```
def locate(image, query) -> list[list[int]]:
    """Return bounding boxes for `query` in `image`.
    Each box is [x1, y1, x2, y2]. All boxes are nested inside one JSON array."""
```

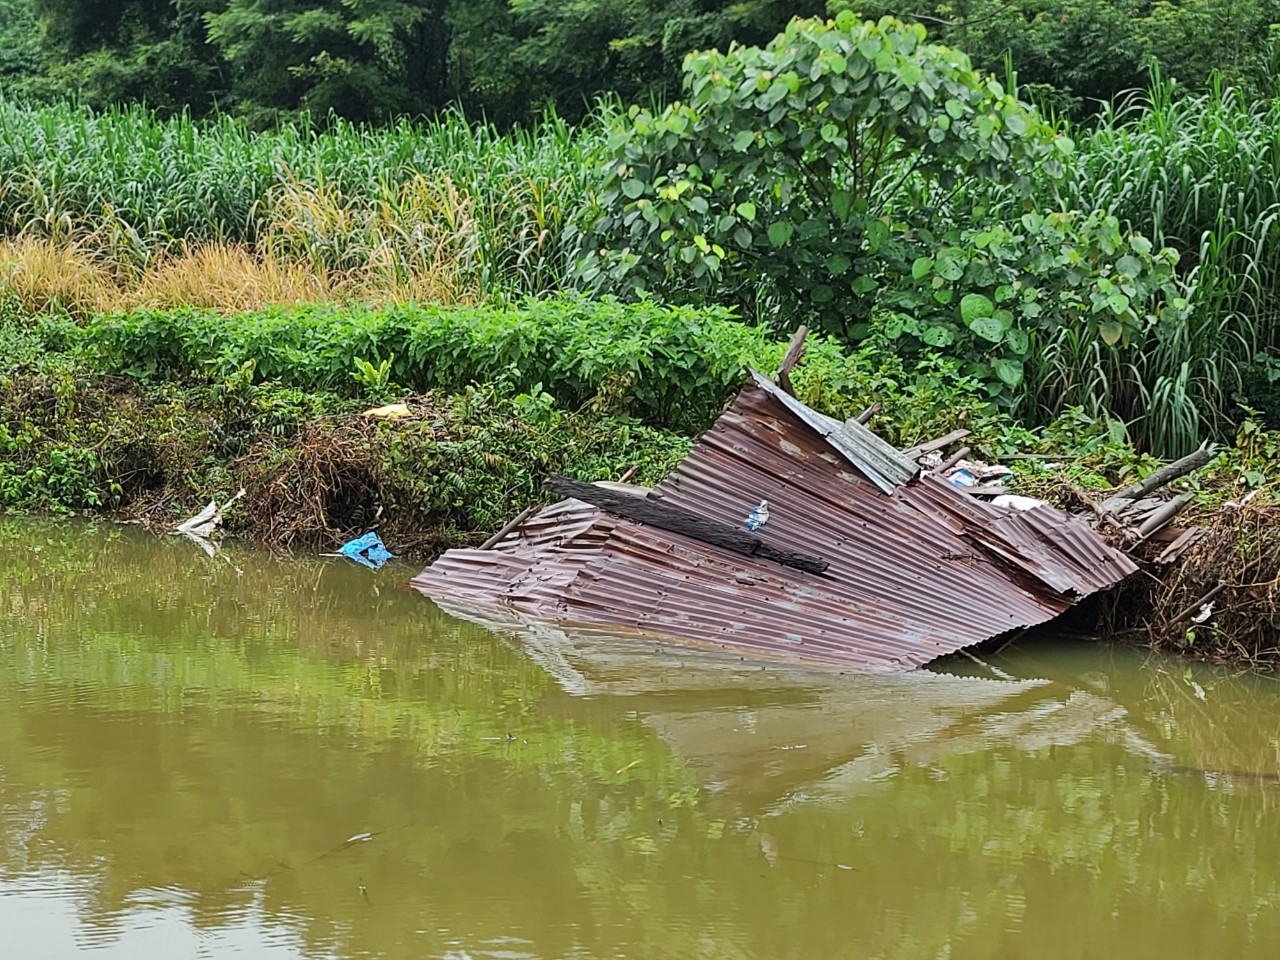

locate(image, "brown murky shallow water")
[[3, 519, 1280, 959]]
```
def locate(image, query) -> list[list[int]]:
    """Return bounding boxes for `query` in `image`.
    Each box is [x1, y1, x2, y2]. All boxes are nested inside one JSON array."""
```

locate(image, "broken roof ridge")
[[747, 369, 919, 495]]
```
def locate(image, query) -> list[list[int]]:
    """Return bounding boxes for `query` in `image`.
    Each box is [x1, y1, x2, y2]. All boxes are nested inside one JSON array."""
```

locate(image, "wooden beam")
[[1101, 446, 1216, 512], [1135, 491, 1196, 541], [901, 428, 971, 460], [853, 402, 880, 425], [777, 325, 809, 396], [1169, 582, 1228, 626], [479, 505, 537, 550], [545, 475, 829, 575], [935, 446, 970, 473]]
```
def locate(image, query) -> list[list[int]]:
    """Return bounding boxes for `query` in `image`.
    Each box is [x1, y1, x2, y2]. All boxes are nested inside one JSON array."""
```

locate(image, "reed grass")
[[2, 89, 1278, 457], [0, 100, 599, 301], [1045, 74, 1280, 453]]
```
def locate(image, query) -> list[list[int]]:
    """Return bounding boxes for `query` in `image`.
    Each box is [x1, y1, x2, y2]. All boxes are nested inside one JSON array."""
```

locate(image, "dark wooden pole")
[[479, 505, 536, 550], [545, 475, 829, 575], [1101, 446, 1216, 511]]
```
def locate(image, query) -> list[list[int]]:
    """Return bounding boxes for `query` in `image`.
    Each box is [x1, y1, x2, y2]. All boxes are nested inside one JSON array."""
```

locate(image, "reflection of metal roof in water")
[[412, 373, 1137, 671]]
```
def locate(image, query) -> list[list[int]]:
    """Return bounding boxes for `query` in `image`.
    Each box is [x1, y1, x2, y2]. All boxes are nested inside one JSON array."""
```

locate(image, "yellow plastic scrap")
[[362, 403, 412, 420]]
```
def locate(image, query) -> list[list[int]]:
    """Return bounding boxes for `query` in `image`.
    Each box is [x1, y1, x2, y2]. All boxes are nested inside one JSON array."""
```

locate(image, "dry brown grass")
[[0, 234, 478, 317], [0, 237, 115, 315], [1137, 496, 1280, 668]]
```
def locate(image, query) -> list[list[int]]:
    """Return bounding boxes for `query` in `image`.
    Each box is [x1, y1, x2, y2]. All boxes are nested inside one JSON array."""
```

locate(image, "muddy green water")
[[3, 521, 1280, 959]]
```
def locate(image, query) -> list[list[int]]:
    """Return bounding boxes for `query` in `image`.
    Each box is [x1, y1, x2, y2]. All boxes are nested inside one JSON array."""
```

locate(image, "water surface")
[[2, 519, 1279, 958]]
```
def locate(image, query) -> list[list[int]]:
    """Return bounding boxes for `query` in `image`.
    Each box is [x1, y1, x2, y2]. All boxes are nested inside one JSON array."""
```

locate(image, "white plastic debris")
[[1224, 489, 1263, 510], [174, 489, 246, 541], [745, 499, 770, 532], [1191, 602, 1215, 624]]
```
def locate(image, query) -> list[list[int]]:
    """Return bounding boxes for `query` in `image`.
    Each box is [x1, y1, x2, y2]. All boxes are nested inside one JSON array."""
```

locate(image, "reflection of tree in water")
[[4, 520, 1280, 959]]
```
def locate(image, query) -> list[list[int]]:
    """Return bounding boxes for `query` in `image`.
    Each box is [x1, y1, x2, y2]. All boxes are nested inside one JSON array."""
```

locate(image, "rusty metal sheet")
[[412, 379, 1136, 671], [748, 369, 919, 493]]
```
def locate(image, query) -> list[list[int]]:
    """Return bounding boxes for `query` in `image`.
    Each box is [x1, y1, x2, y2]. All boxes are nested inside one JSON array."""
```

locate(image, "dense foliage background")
[[2, 4, 1280, 460], [2, 1, 1278, 125]]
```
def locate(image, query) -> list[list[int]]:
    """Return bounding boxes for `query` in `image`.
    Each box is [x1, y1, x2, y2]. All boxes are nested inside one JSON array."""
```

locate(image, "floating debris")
[[332, 531, 394, 570], [174, 488, 246, 555]]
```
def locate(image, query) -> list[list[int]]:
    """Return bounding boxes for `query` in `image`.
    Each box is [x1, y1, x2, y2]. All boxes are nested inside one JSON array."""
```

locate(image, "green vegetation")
[[1, 296, 1048, 546], [0, 305, 696, 549], [0, 99, 593, 298], [4, 11, 1278, 458]]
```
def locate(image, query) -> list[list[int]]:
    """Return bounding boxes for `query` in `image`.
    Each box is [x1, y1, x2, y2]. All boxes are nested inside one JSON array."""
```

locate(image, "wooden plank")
[[777, 325, 809, 397], [936, 446, 970, 473], [961, 485, 1014, 497], [1100, 447, 1215, 512], [1155, 527, 1208, 564], [544, 475, 829, 575], [479, 505, 537, 550], [901, 428, 971, 460]]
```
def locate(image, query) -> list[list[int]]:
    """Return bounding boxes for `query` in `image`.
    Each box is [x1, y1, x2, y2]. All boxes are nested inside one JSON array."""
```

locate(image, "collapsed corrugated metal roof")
[[411, 374, 1137, 671]]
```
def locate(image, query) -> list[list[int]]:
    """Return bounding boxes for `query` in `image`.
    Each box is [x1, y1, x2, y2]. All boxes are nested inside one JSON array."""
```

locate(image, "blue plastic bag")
[[337, 531, 394, 570]]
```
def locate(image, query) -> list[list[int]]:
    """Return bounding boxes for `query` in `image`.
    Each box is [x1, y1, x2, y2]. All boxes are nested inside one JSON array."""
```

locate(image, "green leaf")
[[1116, 255, 1142, 278], [865, 219, 889, 251], [1004, 329, 1030, 355], [621, 179, 644, 200], [993, 358, 1024, 387], [825, 253, 852, 276], [911, 257, 933, 280], [737, 201, 757, 222], [851, 275, 878, 294], [1130, 235, 1153, 255], [767, 221, 794, 247], [970, 316, 1005, 342], [936, 251, 965, 281], [922, 325, 954, 347], [810, 284, 836, 303], [959, 292, 994, 325], [832, 189, 853, 221], [732, 129, 755, 151], [944, 98, 965, 119], [1099, 320, 1125, 346], [1108, 292, 1131, 315]]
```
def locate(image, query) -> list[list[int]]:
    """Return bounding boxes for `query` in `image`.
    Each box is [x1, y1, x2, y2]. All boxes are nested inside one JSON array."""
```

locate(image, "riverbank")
[[2, 297, 1277, 667]]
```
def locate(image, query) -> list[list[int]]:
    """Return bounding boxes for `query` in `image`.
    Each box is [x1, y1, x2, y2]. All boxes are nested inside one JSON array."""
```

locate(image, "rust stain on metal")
[[412, 376, 1137, 672]]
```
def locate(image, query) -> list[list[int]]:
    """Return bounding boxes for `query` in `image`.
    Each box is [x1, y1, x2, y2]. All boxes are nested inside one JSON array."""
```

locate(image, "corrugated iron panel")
[[412, 379, 1136, 671], [749, 369, 919, 493]]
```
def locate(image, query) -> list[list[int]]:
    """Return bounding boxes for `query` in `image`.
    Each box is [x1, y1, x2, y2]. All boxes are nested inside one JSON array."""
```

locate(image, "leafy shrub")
[[82, 298, 784, 433], [571, 13, 1067, 333]]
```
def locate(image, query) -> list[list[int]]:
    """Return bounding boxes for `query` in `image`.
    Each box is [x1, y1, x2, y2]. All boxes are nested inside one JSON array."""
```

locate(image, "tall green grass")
[[1045, 74, 1280, 453], [0, 100, 600, 298]]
